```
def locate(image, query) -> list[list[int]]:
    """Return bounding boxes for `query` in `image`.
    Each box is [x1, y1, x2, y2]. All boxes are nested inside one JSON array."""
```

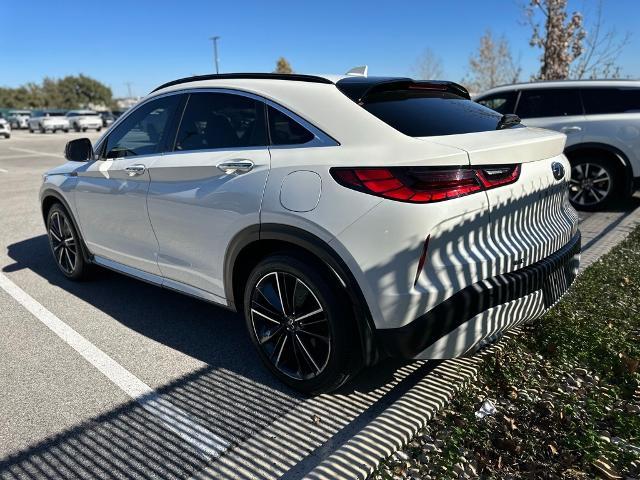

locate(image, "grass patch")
[[373, 226, 640, 479]]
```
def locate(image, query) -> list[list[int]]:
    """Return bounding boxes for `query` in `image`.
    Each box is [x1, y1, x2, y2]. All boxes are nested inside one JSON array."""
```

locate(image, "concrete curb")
[[304, 200, 640, 480]]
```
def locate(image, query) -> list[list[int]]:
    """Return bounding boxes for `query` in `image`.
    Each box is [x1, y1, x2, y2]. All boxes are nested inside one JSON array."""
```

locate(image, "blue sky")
[[1, 0, 638, 97]]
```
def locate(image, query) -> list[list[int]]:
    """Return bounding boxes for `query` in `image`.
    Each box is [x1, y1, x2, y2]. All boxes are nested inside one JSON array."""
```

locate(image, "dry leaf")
[[592, 457, 622, 479], [548, 443, 558, 455]]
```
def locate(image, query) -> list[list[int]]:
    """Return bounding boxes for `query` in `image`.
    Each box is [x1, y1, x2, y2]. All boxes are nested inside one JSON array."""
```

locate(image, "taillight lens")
[[330, 165, 520, 203]]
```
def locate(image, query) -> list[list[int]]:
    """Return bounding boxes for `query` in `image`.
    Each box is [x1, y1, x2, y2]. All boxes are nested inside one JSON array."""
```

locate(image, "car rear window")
[[516, 88, 582, 118], [361, 90, 504, 137], [581, 87, 640, 114]]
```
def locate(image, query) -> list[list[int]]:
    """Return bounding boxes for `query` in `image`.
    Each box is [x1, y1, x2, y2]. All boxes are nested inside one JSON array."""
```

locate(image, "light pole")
[[210, 36, 221, 74]]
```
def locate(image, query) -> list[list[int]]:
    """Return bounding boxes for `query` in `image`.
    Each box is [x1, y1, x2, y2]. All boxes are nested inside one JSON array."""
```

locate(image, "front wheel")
[[568, 158, 618, 210], [244, 254, 360, 394], [46, 204, 90, 280]]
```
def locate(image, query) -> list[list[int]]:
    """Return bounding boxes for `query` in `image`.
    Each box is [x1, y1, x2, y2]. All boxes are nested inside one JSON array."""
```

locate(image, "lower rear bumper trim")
[[377, 231, 581, 359]]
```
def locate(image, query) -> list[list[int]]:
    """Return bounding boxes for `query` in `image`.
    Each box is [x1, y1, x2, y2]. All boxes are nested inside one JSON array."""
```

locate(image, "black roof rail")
[[151, 73, 334, 93]]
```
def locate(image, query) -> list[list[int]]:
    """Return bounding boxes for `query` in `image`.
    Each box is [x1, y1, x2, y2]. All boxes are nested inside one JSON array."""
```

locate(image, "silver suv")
[[475, 80, 640, 210]]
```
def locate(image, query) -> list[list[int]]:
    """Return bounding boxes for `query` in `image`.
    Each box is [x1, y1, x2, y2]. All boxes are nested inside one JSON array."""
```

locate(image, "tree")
[[412, 48, 444, 80], [464, 30, 521, 93], [0, 75, 112, 109], [274, 57, 293, 74], [525, 0, 586, 80], [570, 1, 631, 79]]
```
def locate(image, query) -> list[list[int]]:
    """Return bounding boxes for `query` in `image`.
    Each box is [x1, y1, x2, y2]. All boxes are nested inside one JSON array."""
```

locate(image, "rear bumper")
[[377, 231, 581, 359]]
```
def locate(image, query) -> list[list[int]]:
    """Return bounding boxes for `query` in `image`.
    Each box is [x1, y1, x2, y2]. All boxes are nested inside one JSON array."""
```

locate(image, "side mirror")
[[65, 138, 94, 162]]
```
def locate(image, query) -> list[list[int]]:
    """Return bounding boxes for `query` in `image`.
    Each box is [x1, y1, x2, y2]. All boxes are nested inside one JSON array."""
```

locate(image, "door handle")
[[217, 159, 254, 175], [124, 164, 146, 176], [560, 126, 582, 134]]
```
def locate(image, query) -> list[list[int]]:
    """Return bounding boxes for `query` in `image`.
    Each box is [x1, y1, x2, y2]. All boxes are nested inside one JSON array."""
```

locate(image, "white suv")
[[66, 110, 104, 132], [40, 73, 580, 393], [475, 80, 640, 210], [29, 111, 70, 133]]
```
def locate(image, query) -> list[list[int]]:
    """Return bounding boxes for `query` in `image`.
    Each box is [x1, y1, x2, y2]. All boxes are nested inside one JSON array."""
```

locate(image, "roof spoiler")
[[345, 65, 368, 77], [336, 77, 471, 103]]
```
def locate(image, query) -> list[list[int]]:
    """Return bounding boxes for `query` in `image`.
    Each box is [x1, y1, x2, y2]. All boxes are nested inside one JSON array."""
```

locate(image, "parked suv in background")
[[7, 109, 31, 129], [29, 111, 70, 133], [41, 73, 580, 393], [475, 80, 640, 210], [66, 110, 103, 132]]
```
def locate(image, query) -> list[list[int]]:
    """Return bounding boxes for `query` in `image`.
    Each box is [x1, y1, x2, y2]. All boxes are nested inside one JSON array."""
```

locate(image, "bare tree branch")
[[412, 48, 444, 80], [463, 30, 522, 93]]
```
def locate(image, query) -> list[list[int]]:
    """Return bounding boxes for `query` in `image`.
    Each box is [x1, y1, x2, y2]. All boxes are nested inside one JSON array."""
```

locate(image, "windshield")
[[362, 90, 513, 137]]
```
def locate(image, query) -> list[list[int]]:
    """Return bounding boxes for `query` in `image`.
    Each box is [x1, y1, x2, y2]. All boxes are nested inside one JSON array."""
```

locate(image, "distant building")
[[114, 97, 140, 109]]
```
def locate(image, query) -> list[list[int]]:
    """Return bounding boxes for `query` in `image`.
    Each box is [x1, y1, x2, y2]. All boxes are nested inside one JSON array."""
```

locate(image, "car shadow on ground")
[[1, 234, 433, 479]]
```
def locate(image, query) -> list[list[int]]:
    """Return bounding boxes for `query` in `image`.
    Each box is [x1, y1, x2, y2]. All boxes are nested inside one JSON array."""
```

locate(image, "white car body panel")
[[40, 74, 581, 363], [146, 147, 271, 299]]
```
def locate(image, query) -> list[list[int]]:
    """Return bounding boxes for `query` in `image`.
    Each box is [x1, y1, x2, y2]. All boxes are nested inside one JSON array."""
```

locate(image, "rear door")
[[515, 88, 586, 146], [146, 90, 270, 301]]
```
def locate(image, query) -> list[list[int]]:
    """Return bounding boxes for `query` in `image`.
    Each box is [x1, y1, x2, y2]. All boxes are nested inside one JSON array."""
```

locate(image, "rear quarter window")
[[362, 91, 504, 137], [581, 87, 640, 114], [516, 88, 582, 118]]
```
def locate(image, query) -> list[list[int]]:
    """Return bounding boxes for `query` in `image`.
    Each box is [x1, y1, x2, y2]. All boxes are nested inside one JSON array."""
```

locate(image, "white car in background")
[[28, 111, 70, 133], [66, 110, 103, 132], [40, 72, 580, 393], [7, 110, 31, 129], [0, 118, 11, 139], [475, 80, 640, 210]]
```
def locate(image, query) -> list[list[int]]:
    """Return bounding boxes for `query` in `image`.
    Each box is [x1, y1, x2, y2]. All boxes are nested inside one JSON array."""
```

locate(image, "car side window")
[[516, 88, 582, 118], [581, 88, 640, 114], [267, 106, 315, 145], [174, 92, 267, 151], [476, 91, 517, 114], [104, 95, 181, 159]]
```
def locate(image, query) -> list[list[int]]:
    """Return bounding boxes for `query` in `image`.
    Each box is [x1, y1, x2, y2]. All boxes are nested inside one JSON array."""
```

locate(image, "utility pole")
[[124, 81, 134, 98], [210, 36, 221, 74]]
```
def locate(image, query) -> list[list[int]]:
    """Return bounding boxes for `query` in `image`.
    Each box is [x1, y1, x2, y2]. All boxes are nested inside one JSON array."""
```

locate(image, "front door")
[[74, 93, 183, 275]]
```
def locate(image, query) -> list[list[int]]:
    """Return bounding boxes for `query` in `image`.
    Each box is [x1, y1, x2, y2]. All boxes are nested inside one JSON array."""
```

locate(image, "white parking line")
[[0, 271, 230, 459], [9, 147, 65, 158], [0, 168, 8, 173], [0, 153, 41, 160]]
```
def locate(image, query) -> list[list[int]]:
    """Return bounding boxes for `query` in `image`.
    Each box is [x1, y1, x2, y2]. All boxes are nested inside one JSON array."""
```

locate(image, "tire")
[[568, 157, 619, 211], [29, 126, 34, 133], [46, 204, 91, 280], [74, 123, 80, 132], [63, 129, 69, 133], [39, 124, 46, 134], [97, 127, 102, 132], [82, 127, 87, 133], [244, 253, 360, 394]]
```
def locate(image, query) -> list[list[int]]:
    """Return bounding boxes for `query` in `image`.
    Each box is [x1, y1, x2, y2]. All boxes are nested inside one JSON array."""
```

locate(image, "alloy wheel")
[[569, 162, 612, 207], [48, 211, 78, 275], [250, 271, 331, 380]]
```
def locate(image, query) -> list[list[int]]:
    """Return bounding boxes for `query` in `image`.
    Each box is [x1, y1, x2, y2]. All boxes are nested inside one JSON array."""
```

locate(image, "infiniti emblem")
[[551, 162, 565, 180]]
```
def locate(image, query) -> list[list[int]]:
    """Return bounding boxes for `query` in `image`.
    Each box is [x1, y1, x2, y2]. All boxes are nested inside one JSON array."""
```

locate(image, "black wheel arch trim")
[[378, 231, 582, 359], [224, 223, 380, 366], [40, 189, 92, 263]]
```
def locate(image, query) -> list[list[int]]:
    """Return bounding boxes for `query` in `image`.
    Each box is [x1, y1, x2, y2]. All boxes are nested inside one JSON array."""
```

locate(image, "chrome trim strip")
[[92, 255, 229, 307], [94, 87, 339, 155]]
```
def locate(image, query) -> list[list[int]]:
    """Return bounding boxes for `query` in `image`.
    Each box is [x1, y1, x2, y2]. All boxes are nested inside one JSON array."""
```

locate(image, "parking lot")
[[1, 129, 639, 480]]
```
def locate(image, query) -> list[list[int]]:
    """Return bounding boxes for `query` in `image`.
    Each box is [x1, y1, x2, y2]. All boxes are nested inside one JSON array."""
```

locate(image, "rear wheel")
[[244, 254, 359, 394], [46, 204, 90, 280], [568, 157, 618, 210]]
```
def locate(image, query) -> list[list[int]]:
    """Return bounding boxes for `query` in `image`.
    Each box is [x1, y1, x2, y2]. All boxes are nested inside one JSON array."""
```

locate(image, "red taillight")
[[331, 165, 520, 203]]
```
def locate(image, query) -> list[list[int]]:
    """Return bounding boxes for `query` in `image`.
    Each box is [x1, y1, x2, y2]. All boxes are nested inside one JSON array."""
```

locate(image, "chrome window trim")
[[95, 87, 339, 156], [93, 90, 186, 159]]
